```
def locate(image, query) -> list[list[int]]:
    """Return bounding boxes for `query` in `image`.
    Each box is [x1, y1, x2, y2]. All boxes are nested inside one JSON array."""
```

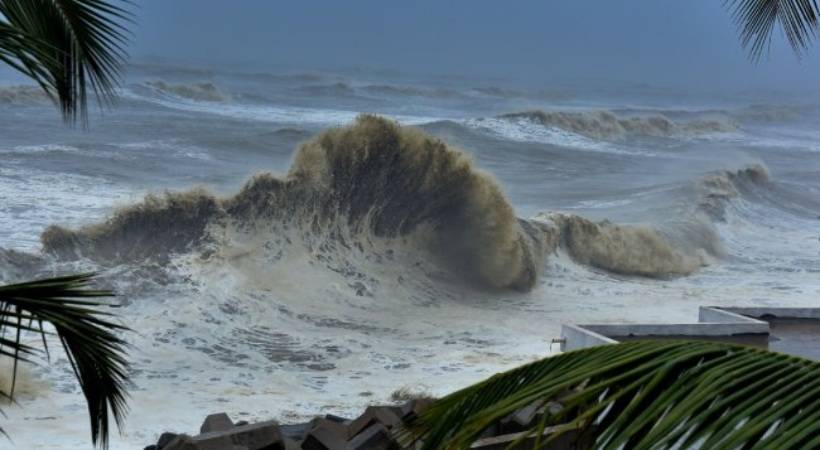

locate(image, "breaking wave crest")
[[41, 116, 715, 292], [500, 110, 737, 140], [535, 213, 704, 276], [696, 164, 771, 221], [144, 80, 231, 102]]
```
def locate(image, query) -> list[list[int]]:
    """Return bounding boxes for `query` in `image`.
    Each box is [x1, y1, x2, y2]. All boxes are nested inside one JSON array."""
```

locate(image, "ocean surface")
[[1, 63, 819, 448]]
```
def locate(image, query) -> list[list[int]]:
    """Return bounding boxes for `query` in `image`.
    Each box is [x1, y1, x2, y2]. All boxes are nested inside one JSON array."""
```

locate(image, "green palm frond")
[[0, 22, 53, 82], [408, 340, 820, 450], [727, 0, 820, 61], [0, 273, 129, 449], [0, 0, 132, 124]]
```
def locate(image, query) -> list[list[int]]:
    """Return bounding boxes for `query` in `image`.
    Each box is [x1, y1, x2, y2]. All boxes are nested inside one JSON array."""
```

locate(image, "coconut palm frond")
[[0, 0, 132, 124], [408, 340, 820, 450], [0, 22, 54, 88], [0, 273, 129, 449], [727, 0, 820, 61]]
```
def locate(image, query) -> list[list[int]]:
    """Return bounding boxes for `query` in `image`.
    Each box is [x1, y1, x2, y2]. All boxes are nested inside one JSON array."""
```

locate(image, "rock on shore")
[[144, 397, 597, 450]]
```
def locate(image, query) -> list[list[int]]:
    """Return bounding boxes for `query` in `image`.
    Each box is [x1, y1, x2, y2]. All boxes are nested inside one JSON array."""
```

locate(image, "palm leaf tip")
[[0, 0, 133, 125], [411, 340, 820, 450], [0, 272, 130, 449], [727, 0, 820, 61]]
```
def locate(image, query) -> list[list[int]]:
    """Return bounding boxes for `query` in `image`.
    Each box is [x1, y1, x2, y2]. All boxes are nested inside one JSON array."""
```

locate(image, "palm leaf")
[[0, 0, 132, 124], [0, 273, 129, 449], [407, 340, 820, 450], [727, 0, 820, 61]]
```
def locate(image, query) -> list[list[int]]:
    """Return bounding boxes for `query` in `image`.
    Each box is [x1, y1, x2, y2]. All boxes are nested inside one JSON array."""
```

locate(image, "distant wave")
[[731, 104, 802, 123], [363, 84, 462, 98], [456, 117, 649, 156], [300, 82, 467, 99], [144, 80, 231, 102], [473, 86, 526, 98], [614, 104, 803, 125], [120, 88, 442, 126], [296, 82, 355, 96], [0, 85, 50, 105], [128, 62, 215, 78], [533, 164, 782, 276], [269, 127, 313, 139], [473, 86, 572, 101], [235, 71, 326, 83], [500, 110, 738, 140]]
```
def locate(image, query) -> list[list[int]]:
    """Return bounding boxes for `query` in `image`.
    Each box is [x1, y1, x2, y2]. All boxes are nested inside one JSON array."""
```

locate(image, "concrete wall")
[[718, 307, 820, 320], [560, 324, 617, 352], [583, 322, 768, 338]]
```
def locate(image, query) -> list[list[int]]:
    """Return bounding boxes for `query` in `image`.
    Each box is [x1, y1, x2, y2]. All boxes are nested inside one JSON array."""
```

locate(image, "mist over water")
[[1, 53, 820, 448]]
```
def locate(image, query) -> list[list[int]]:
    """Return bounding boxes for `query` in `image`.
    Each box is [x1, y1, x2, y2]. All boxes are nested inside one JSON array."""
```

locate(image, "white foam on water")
[[116, 139, 215, 161], [120, 88, 442, 127], [0, 165, 135, 252], [460, 117, 655, 155]]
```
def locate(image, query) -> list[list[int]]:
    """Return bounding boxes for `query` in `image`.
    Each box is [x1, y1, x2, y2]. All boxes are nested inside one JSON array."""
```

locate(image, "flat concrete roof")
[[560, 306, 820, 360]]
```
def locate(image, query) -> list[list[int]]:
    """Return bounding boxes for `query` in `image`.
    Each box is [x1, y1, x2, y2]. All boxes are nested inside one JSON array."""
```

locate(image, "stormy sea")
[[1, 63, 819, 448]]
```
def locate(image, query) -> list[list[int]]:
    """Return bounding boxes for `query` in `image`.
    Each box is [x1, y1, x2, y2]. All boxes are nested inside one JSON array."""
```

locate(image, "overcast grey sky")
[[130, 1, 820, 91]]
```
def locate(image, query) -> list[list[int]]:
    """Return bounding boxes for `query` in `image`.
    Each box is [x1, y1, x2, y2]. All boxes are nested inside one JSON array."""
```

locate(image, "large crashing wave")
[[42, 116, 712, 291], [500, 110, 737, 140], [43, 116, 542, 290]]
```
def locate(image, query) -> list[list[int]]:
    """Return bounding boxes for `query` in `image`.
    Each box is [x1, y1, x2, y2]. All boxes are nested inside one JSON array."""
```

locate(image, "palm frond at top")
[[727, 0, 820, 61], [0, 0, 132, 124]]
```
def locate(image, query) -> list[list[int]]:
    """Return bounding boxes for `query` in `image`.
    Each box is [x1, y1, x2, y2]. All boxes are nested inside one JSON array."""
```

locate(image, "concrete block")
[[201, 412, 235, 433], [301, 422, 351, 450], [280, 422, 312, 441], [348, 407, 402, 437], [399, 399, 435, 422], [302, 427, 351, 450], [311, 418, 351, 439], [163, 434, 232, 450], [166, 420, 284, 450], [228, 420, 284, 450], [500, 400, 545, 433], [347, 423, 397, 450], [157, 432, 179, 449], [324, 414, 351, 424]]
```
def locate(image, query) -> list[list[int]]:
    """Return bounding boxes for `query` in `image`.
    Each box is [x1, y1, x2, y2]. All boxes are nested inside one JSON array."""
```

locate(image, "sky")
[[128, 1, 820, 92]]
